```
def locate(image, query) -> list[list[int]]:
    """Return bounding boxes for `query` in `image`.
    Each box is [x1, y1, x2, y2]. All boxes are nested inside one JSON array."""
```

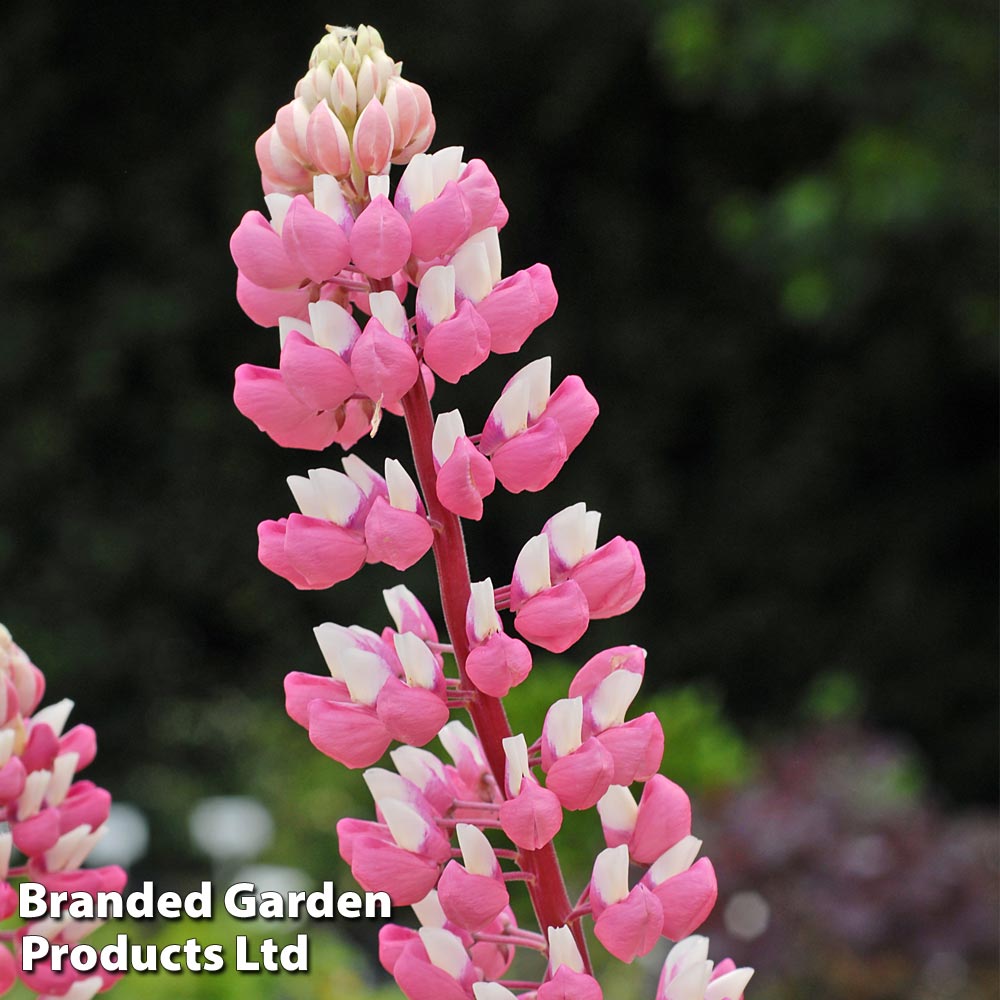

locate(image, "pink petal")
[[392, 942, 470, 1000], [305, 101, 352, 177], [57, 784, 111, 834], [12, 809, 59, 856], [234, 364, 343, 450], [281, 195, 352, 283], [545, 375, 599, 455], [569, 646, 646, 700], [58, 724, 96, 771], [545, 738, 615, 811], [282, 513, 368, 588], [422, 300, 491, 383], [570, 538, 645, 618], [230, 210, 302, 288], [307, 700, 392, 769], [364, 497, 434, 571], [280, 330, 357, 411], [336, 817, 389, 866], [352, 98, 395, 175], [257, 518, 310, 588], [376, 680, 450, 747], [596, 714, 664, 785], [20, 724, 58, 773], [537, 967, 604, 1000], [378, 925, 419, 976], [437, 862, 510, 931], [498, 780, 563, 850], [491, 418, 568, 493], [408, 181, 472, 260], [475, 268, 540, 355], [236, 272, 312, 328], [350, 836, 441, 906], [436, 437, 496, 520], [0, 758, 25, 804], [465, 632, 532, 697], [457, 159, 501, 233], [630, 776, 692, 865], [593, 885, 663, 963], [651, 857, 719, 940], [350, 321, 420, 407], [331, 397, 376, 448], [514, 580, 590, 653], [350, 194, 412, 278], [284, 671, 350, 728]]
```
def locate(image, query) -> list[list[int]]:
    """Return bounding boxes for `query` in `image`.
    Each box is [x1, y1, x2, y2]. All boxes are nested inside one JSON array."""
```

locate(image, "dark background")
[[0, 0, 996, 994]]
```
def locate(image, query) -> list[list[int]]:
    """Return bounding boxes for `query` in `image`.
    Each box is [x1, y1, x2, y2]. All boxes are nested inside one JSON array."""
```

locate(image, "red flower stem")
[[400, 372, 590, 970]]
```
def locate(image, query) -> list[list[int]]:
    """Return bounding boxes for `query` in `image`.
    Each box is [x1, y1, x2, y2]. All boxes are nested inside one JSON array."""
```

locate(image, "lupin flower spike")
[[0, 626, 125, 1000], [231, 23, 754, 999]]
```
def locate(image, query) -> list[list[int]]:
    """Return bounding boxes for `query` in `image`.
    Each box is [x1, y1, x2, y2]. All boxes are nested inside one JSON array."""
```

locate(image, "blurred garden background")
[[0, 0, 996, 997]]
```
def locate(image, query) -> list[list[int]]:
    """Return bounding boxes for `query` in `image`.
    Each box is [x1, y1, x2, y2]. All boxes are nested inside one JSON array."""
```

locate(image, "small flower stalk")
[[0, 627, 124, 1000], [232, 24, 753, 998]]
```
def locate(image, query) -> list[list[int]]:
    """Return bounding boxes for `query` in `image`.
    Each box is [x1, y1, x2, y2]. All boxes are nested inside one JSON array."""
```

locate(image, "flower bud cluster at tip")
[[258, 24, 435, 205], [0, 626, 124, 1000]]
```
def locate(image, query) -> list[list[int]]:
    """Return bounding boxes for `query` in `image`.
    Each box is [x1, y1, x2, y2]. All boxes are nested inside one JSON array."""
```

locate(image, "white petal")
[[592, 844, 630, 906], [308, 467, 364, 524], [545, 698, 583, 758], [390, 746, 446, 789], [491, 379, 530, 438], [456, 823, 497, 877], [308, 300, 358, 353], [313, 174, 352, 226], [649, 836, 702, 885], [399, 153, 434, 211], [393, 632, 437, 690], [363, 767, 410, 804], [263, 193, 292, 233], [380, 800, 430, 853], [452, 241, 493, 303], [279, 314, 313, 349], [513, 534, 551, 597], [546, 503, 598, 567], [367, 174, 390, 199], [547, 925, 584, 975], [469, 578, 501, 641], [31, 699, 74, 738], [705, 968, 755, 1000], [597, 785, 638, 834], [342, 454, 383, 497], [506, 357, 551, 420], [432, 410, 465, 465], [590, 670, 643, 731], [502, 733, 529, 796], [418, 265, 456, 328], [385, 458, 419, 512], [464, 227, 501, 284], [430, 146, 465, 196], [419, 926, 468, 979], [369, 290, 408, 338], [340, 648, 391, 706], [382, 585, 420, 633], [411, 889, 446, 928]]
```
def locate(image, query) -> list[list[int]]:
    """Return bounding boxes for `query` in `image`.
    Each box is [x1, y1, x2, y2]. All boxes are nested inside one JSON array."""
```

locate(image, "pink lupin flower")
[[509, 536, 589, 652], [536, 926, 604, 1000], [480, 357, 598, 493], [539, 698, 615, 810], [257, 462, 378, 588], [363, 459, 435, 570], [437, 823, 509, 931], [235, 300, 370, 450], [542, 502, 646, 618], [350, 288, 421, 408], [597, 776, 693, 865], [392, 927, 478, 1000], [433, 412, 496, 520], [640, 837, 719, 941], [416, 266, 491, 383], [383, 584, 439, 642], [497, 734, 562, 850], [464, 579, 531, 696], [375, 632, 450, 745], [0, 627, 126, 994], [348, 798, 451, 906], [589, 845, 664, 963], [437, 721, 492, 798], [656, 936, 754, 1000]]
